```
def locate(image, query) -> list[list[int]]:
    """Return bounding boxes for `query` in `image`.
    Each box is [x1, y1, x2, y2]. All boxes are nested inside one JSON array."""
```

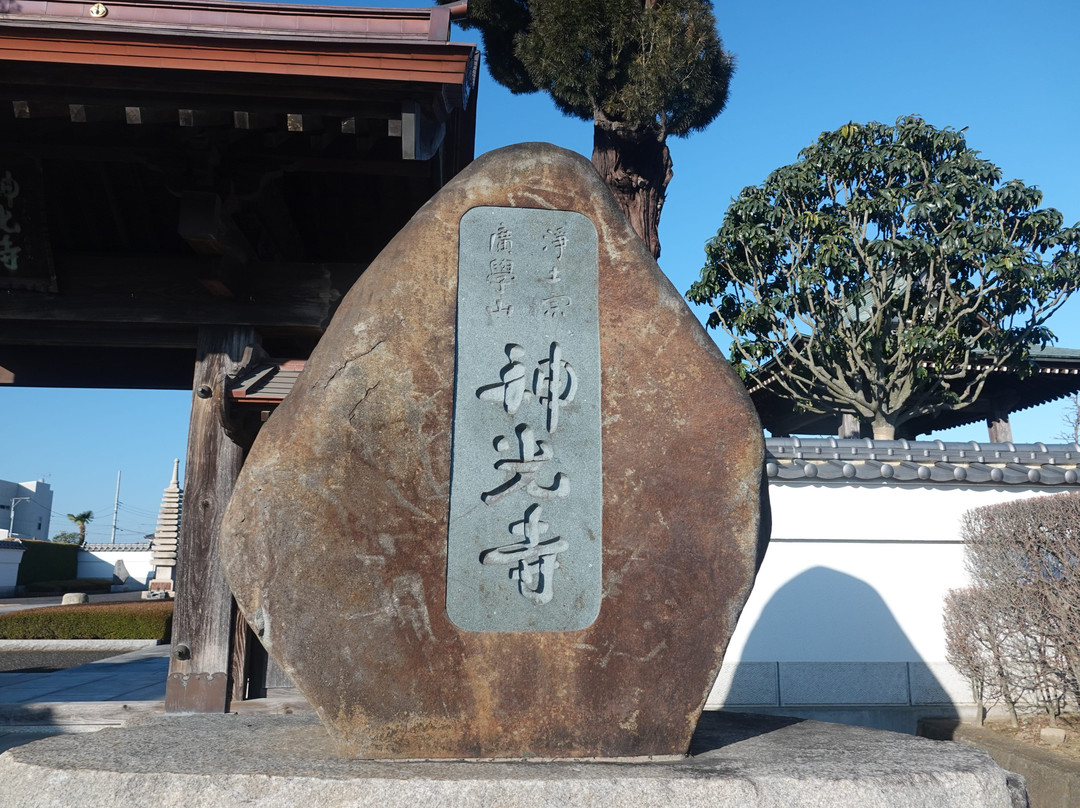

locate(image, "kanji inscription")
[[447, 206, 601, 632]]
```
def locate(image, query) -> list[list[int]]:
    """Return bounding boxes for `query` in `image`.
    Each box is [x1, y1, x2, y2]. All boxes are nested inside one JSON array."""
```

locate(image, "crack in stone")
[[348, 382, 380, 421], [321, 340, 384, 389]]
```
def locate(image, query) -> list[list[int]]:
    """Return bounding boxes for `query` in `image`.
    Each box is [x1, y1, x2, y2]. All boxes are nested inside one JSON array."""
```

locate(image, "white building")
[[707, 438, 1080, 733], [0, 478, 52, 540]]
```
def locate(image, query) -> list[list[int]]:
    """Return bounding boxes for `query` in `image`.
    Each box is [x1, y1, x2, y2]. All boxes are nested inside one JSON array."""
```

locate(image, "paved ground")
[[0, 644, 170, 753], [0, 650, 123, 672], [0, 644, 168, 706], [0, 640, 307, 756]]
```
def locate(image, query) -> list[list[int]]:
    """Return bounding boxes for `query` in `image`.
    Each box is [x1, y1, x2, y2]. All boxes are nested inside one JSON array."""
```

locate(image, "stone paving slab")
[[0, 711, 1026, 808]]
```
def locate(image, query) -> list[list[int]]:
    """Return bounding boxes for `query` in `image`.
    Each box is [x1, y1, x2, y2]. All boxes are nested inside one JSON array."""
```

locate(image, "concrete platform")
[[0, 711, 1026, 807]]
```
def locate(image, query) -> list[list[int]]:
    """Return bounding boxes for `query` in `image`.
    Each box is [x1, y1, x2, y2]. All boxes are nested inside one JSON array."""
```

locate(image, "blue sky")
[[2, 0, 1078, 542]]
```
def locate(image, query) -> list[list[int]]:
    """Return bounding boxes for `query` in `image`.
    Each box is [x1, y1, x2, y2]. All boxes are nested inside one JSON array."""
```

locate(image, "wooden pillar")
[[839, 414, 860, 439], [165, 326, 257, 713], [988, 411, 1014, 444]]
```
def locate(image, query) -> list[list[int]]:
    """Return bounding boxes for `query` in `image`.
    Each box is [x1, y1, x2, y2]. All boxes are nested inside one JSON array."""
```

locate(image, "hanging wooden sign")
[[0, 159, 55, 292]]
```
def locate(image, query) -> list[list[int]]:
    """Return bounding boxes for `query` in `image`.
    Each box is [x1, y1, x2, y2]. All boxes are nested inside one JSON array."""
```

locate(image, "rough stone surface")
[[0, 712, 1024, 807], [60, 593, 88, 605], [220, 143, 768, 759]]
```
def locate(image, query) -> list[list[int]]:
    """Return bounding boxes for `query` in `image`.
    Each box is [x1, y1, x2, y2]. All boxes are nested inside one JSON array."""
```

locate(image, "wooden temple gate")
[[0, 0, 477, 712]]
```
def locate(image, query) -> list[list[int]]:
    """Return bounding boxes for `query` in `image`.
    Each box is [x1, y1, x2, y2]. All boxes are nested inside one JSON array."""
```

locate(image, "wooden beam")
[[11, 100, 70, 118], [0, 294, 330, 330], [178, 191, 256, 272], [286, 113, 321, 133], [0, 257, 339, 329], [0, 344, 199, 389], [230, 595, 255, 702], [233, 111, 283, 130], [165, 326, 257, 713], [178, 108, 235, 128], [125, 106, 179, 125], [0, 321, 196, 348], [0, 135, 435, 176], [68, 104, 126, 124]]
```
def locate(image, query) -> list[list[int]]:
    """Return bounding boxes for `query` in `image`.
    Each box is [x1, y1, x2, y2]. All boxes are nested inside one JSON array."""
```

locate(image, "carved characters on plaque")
[[0, 170, 23, 272], [0, 160, 54, 291], [447, 207, 602, 632]]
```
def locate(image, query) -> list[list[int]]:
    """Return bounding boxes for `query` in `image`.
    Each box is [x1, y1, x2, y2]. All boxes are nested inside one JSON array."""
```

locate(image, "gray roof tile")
[[765, 438, 1080, 486]]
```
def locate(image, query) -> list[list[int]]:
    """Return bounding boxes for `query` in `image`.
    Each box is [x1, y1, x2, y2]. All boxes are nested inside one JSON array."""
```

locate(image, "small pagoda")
[[146, 459, 182, 598]]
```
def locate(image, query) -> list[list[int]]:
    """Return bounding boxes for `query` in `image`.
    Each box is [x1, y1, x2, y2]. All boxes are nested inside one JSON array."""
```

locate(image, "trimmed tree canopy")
[[687, 116, 1080, 439], [449, 0, 733, 257]]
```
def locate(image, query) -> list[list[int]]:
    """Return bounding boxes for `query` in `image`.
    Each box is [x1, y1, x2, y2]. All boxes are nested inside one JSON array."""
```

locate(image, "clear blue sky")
[[2, 0, 1078, 542]]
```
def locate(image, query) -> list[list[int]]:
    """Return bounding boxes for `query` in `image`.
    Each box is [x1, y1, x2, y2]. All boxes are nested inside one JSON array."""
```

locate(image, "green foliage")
[[449, 0, 733, 135], [66, 510, 93, 545], [15, 539, 79, 586], [50, 531, 83, 545], [687, 116, 1080, 437], [0, 601, 173, 641]]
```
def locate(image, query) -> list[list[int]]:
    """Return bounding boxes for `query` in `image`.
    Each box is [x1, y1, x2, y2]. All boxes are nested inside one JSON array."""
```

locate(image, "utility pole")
[[110, 470, 121, 545], [9, 496, 29, 538]]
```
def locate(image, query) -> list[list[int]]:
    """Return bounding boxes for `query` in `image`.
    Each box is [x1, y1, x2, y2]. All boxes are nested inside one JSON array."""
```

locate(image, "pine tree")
[[450, 0, 733, 257]]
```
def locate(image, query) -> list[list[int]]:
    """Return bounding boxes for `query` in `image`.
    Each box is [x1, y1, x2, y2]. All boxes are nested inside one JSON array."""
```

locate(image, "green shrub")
[[15, 540, 79, 586], [0, 601, 173, 641]]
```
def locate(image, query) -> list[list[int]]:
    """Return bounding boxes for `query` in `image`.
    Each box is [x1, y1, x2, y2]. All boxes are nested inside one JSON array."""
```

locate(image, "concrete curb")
[[0, 640, 160, 652], [921, 718, 1080, 808]]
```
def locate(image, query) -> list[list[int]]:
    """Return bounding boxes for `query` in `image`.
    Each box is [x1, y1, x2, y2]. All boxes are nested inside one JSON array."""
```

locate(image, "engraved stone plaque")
[[447, 206, 602, 632]]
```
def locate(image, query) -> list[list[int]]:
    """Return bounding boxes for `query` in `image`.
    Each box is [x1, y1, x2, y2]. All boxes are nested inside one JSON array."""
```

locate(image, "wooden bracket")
[[221, 343, 272, 445]]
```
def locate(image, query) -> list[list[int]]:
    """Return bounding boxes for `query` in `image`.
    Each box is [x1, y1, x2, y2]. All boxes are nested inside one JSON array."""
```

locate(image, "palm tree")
[[66, 510, 93, 545]]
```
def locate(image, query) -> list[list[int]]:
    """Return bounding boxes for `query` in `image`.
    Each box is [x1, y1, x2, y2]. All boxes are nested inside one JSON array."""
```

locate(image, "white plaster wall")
[[77, 549, 154, 590], [768, 483, 1049, 543], [0, 545, 24, 596], [709, 481, 1065, 720]]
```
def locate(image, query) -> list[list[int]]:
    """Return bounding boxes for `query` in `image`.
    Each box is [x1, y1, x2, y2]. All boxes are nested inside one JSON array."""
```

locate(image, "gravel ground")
[[0, 650, 122, 673]]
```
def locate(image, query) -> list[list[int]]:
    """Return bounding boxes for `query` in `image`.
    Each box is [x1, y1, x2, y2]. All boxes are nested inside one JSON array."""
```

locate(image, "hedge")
[[15, 540, 79, 586], [0, 601, 173, 640]]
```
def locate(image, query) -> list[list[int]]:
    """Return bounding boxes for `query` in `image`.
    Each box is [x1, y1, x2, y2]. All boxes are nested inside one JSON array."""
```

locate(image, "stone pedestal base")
[[142, 580, 174, 599], [0, 712, 1025, 808]]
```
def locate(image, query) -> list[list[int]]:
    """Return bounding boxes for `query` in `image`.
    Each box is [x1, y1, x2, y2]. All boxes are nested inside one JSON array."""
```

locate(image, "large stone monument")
[[220, 143, 769, 759]]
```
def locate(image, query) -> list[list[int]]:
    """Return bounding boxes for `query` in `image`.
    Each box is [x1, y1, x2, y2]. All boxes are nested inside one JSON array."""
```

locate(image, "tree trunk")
[[592, 115, 671, 259], [871, 423, 896, 440]]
